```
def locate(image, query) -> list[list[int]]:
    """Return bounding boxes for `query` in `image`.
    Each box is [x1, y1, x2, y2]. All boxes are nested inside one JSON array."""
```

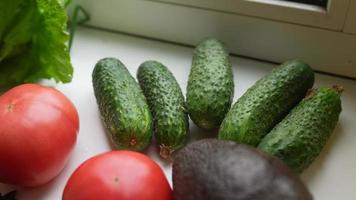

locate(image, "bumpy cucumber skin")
[[137, 60, 189, 158], [219, 60, 314, 146], [92, 58, 153, 151], [258, 87, 342, 172], [186, 38, 234, 130]]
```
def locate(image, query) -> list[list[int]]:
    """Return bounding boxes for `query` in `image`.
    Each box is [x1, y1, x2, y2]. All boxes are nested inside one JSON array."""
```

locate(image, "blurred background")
[[69, 0, 356, 78]]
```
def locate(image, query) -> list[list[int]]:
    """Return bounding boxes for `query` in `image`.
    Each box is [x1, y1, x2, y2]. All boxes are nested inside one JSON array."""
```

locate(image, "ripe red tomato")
[[63, 151, 172, 200], [0, 84, 79, 187]]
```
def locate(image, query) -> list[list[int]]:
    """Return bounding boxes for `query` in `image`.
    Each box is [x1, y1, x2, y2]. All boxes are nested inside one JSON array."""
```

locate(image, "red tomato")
[[63, 151, 172, 200], [0, 84, 79, 187]]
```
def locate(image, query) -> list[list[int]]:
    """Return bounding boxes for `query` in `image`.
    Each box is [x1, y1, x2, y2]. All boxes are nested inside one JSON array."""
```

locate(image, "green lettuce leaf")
[[0, 0, 73, 87]]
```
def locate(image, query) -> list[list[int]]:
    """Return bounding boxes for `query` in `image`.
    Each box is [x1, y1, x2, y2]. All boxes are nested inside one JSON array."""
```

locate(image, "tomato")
[[0, 84, 79, 187], [63, 151, 172, 200]]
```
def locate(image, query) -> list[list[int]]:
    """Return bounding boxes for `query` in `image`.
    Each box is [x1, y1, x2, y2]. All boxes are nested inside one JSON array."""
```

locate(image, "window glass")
[[281, 0, 328, 7]]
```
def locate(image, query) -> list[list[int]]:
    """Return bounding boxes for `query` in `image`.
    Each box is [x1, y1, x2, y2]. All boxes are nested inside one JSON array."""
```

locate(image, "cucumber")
[[219, 60, 314, 146], [258, 86, 342, 172], [92, 58, 153, 151], [186, 38, 234, 130], [137, 60, 189, 159]]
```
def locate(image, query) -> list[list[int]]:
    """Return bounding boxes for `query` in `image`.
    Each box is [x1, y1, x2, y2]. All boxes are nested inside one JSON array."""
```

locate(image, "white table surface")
[[1, 26, 355, 200]]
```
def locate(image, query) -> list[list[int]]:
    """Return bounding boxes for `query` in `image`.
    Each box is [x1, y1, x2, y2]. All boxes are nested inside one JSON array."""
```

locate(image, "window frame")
[[343, 0, 356, 33], [69, 0, 356, 78], [149, 0, 351, 30]]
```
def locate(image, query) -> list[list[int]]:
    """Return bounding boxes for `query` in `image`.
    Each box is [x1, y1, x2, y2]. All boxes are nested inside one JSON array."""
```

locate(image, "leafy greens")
[[0, 0, 73, 87]]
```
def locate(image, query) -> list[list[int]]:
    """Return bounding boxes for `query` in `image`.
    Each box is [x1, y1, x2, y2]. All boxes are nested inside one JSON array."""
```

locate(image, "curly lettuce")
[[0, 0, 72, 87]]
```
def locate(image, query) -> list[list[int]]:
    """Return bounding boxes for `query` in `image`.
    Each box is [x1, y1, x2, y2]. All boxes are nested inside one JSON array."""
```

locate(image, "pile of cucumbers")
[[92, 38, 342, 172]]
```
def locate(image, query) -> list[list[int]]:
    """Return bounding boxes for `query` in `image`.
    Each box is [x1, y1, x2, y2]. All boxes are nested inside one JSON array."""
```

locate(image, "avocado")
[[186, 38, 234, 130], [173, 139, 313, 200], [258, 86, 342, 172], [219, 59, 314, 146], [137, 60, 189, 159], [92, 58, 153, 151]]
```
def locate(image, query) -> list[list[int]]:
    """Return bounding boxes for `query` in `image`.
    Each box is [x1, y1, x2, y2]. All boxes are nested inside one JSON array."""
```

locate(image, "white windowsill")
[[0, 27, 355, 200]]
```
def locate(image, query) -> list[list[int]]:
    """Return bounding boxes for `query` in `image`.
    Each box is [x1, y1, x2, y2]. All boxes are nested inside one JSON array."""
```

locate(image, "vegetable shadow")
[[301, 122, 345, 182]]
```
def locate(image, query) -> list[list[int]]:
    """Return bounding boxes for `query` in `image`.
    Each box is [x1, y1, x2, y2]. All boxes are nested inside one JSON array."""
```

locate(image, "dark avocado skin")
[[92, 58, 153, 151], [137, 60, 189, 158], [173, 139, 313, 200], [186, 38, 234, 130], [219, 60, 314, 146], [258, 87, 342, 172]]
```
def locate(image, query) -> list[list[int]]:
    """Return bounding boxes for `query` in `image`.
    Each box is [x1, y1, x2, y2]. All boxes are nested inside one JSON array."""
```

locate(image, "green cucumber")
[[186, 38, 234, 130], [258, 86, 342, 172], [92, 58, 153, 151], [137, 60, 189, 159], [219, 60, 314, 146]]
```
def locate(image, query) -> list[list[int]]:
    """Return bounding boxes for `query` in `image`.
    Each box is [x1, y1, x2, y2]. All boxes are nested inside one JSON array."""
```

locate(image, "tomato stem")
[[6, 103, 13, 112]]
